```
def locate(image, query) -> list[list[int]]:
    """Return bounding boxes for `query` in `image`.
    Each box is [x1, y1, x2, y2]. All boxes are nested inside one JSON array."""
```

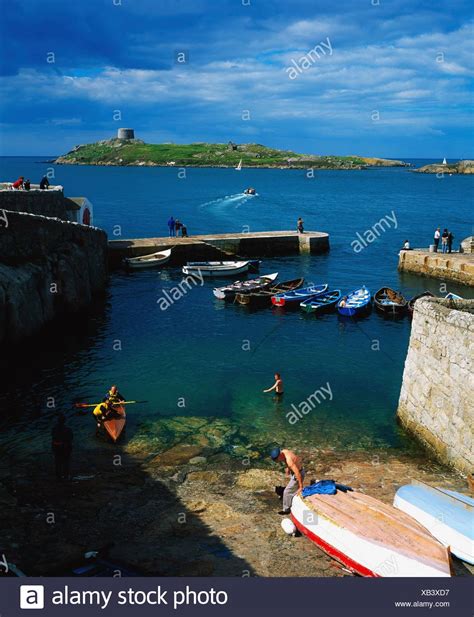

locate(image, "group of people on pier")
[[433, 227, 455, 253], [167, 216, 188, 237], [8, 175, 50, 191]]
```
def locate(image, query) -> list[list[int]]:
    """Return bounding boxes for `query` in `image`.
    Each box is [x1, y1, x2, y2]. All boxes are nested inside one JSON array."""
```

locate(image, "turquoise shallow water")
[[0, 157, 472, 454]]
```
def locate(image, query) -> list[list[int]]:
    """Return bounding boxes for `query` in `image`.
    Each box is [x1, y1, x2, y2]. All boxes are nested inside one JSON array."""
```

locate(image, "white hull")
[[291, 492, 451, 577], [125, 249, 172, 269], [394, 482, 474, 565], [182, 261, 251, 277]]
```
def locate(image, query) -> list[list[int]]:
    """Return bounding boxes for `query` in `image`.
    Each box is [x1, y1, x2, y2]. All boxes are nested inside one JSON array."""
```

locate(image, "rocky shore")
[[413, 160, 474, 174], [1, 415, 472, 577]]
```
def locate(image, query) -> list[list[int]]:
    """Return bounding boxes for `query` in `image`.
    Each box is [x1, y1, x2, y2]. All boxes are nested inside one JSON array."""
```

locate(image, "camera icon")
[[20, 585, 44, 609]]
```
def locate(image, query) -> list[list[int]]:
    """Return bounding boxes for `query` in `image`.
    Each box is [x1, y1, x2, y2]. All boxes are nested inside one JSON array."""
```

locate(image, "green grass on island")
[[55, 139, 408, 169]]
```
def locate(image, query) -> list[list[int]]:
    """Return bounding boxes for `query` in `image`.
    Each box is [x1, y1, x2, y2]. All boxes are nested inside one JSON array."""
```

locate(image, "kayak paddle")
[[74, 400, 148, 409]]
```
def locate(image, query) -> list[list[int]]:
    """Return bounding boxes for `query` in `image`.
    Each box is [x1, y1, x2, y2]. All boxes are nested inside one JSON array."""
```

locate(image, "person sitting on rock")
[[24, 178, 31, 191], [402, 239, 411, 250], [12, 176, 24, 190], [39, 175, 50, 190]]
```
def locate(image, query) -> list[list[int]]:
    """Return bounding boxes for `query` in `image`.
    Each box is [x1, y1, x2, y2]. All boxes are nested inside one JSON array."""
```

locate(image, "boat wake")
[[199, 193, 257, 211]]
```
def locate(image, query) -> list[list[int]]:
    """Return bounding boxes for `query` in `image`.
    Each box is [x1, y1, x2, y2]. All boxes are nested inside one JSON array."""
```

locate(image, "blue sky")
[[0, 0, 473, 157]]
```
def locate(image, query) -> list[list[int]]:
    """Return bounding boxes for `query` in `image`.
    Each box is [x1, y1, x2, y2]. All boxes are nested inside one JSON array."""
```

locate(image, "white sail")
[[442, 157, 447, 165], [235, 159, 242, 171]]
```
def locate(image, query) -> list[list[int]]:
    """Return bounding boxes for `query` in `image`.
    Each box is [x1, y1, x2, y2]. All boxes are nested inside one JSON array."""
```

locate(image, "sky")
[[0, 0, 473, 157]]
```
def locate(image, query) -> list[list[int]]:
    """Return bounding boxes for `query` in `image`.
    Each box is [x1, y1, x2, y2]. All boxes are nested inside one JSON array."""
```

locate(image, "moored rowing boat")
[[300, 289, 341, 313], [124, 249, 172, 269], [235, 277, 304, 307], [213, 272, 278, 300], [374, 287, 407, 316], [271, 284, 328, 307], [337, 286, 371, 316], [182, 260, 260, 277]]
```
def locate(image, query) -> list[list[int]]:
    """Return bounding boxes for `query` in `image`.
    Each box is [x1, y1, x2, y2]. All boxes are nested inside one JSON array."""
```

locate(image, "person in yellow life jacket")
[[104, 385, 125, 405], [93, 400, 112, 425]]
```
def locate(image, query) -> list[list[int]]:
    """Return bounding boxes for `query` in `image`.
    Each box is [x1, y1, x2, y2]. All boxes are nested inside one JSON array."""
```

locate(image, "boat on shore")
[[408, 291, 435, 313], [235, 277, 304, 307], [213, 272, 278, 300], [445, 292, 463, 300], [337, 286, 371, 316], [374, 287, 407, 316], [102, 405, 126, 442], [394, 481, 474, 565], [300, 289, 341, 314], [271, 284, 328, 308], [182, 260, 260, 277], [124, 248, 171, 270], [291, 490, 451, 577]]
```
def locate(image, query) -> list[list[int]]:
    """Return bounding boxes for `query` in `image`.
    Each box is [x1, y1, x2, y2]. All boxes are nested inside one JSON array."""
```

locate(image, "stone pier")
[[108, 230, 330, 268], [398, 249, 474, 287], [397, 297, 474, 474]]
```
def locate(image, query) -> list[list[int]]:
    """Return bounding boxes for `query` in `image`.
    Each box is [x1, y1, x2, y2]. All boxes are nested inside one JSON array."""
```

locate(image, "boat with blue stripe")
[[300, 289, 342, 314], [337, 286, 372, 316], [271, 283, 328, 307]]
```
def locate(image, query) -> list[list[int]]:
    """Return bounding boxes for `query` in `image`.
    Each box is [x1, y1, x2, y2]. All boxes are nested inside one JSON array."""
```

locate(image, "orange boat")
[[103, 404, 126, 442]]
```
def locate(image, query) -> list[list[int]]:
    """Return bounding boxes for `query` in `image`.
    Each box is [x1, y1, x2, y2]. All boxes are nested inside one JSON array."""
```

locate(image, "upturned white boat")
[[124, 248, 172, 269], [394, 481, 474, 564], [291, 490, 451, 577], [182, 260, 258, 277]]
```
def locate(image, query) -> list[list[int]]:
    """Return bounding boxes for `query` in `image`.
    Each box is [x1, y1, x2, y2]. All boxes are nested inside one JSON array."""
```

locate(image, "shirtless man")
[[263, 373, 284, 397], [270, 447, 305, 514]]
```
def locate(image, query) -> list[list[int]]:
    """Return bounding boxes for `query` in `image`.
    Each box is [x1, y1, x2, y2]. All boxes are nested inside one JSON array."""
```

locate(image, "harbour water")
[[0, 157, 472, 458]]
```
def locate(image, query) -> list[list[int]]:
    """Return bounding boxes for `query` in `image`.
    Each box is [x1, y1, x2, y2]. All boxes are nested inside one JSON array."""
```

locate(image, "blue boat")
[[272, 284, 328, 307], [300, 289, 342, 313], [337, 286, 371, 316]]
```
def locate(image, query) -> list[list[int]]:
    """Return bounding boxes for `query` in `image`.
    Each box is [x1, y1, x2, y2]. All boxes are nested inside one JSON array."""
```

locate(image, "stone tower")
[[117, 128, 135, 140]]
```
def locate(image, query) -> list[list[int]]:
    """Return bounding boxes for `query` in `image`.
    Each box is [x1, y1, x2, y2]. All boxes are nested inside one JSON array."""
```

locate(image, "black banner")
[[1, 577, 472, 616]]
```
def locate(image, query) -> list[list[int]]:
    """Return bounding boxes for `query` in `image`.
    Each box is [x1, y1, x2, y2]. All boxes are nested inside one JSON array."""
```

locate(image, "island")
[[413, 160, 474, 174], [54, 129, 408, 170]]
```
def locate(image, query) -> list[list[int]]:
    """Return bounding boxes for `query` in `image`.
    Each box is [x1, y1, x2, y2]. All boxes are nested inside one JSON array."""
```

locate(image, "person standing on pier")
[[447, 230, 454, 253], [433, 227, 441, 252], [51, 413, 73, 481], [441, 228, 449, 253], [168, 216, 176, 237], [297, 217, 304, 233], [270, 447, 305, 514]]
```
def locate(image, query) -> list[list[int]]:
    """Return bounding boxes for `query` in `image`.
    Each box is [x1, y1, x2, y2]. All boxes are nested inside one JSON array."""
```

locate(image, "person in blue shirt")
[[168, 216, 176, 237]]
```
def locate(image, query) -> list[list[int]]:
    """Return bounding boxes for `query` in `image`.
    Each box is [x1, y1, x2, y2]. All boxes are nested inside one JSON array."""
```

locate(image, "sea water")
[[0, 157, 472, 456]]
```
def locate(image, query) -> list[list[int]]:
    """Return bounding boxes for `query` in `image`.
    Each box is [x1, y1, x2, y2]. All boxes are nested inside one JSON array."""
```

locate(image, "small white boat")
[[182, 260, 258, 277], [394, 481, 474, 564], [445, 292, 463, 300], [236, 159, 242, 171], [291, 490, 451, 577], [442, 157, 447, 165], [124, 248, 172, 270], [213, 272, 278, 300]]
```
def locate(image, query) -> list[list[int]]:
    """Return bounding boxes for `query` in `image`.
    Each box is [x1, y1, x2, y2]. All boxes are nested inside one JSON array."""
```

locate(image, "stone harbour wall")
[[0, 211, 108, 343], [0, 187, 67, 220], [398, 250, 474, 286], [397, 298, 474, 474]]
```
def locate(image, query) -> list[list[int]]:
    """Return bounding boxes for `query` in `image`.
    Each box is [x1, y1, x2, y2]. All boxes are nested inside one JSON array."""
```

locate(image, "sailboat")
[[235, 159, 242, 171], [442, 157, 447, 165]]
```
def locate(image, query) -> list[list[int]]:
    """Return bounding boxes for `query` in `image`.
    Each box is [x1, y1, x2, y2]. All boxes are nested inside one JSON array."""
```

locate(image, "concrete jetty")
[[108, 230, 330, 268], [398, 249, 474, 287]]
